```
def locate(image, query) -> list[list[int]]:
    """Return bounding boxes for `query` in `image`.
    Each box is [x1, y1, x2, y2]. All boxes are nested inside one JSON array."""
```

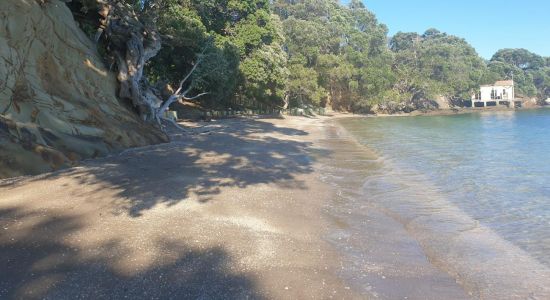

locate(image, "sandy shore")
[[0, 115, 474, 299], [0, 116, 357, 299]]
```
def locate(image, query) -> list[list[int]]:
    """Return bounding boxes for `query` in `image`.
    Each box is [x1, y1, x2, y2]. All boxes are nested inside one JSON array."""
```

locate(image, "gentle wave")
[[322, 115, 550, 298]]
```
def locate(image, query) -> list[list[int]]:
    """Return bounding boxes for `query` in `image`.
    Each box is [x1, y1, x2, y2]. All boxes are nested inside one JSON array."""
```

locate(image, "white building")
[[472, 80, 516, 107]]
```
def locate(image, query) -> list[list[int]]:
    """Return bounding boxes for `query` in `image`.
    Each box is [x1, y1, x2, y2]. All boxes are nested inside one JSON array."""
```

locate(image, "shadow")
[[7, 118, 326, 217], [0, 118, 333, 298], [0, 207, 262, 299]]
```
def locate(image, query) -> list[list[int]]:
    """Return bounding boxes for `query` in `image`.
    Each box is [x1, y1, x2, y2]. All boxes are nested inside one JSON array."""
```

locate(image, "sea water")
[[323, 109, 550, 298]]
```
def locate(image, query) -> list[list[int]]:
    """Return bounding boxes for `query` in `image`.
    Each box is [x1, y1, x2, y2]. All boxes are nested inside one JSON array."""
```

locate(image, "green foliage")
[[144, 0, 286, 108], [240, 42, 289, 107], [286, 63, 326, 107], [146, 2, 240, 107], [491, 48, 545, 71], [189, 0, 269, 34], [530, 67, 550, 100], [389, 32, 420, 52], [487, 49, 549, 99], [74, 0, 550, 112], [274, 0, 394, 111], [390, 29, 487, 102], [484, 61, 536, 97]]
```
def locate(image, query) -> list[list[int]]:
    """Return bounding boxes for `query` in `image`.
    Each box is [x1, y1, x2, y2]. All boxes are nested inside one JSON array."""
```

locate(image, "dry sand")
[[0, 115, 469, 299]]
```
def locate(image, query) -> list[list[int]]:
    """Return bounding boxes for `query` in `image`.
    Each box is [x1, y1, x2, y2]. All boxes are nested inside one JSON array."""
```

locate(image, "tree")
[[491, 48, 545, 71], [286, 63, 326, 107], [389, 29, 486, 103], [69, 0, 549, 119], [485, 61, 536, 97], [389, 32, 420, 52], [274, 0, 394, 111], [489, 49, 549, 99], [85, 0, 163, 123], [240, 42, 289, 108], [148, 1, 240, 108], [145, 0, 285, 110]]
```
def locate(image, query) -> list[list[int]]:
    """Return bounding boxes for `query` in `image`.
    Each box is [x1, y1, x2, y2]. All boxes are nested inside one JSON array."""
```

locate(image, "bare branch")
[[175, 57, 203, 94], [153, 47, 211, 130], [181, 85, 193, 97], [182, 92, 209, 101]]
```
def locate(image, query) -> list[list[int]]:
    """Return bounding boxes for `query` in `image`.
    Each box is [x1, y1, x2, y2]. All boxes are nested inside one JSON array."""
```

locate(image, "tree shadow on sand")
[[0, 206, 263, 299], [9, 118, 327, 217]]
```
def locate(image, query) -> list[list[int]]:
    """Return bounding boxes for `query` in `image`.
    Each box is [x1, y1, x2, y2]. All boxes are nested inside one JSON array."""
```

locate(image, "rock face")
[[371, 97, 452, 114], [0, 0, 168, 178]]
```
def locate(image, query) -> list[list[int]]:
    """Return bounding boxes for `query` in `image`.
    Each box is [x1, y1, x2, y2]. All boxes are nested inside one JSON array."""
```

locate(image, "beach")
[[0, 116, 353, 298], [1, 114, 548, 299]]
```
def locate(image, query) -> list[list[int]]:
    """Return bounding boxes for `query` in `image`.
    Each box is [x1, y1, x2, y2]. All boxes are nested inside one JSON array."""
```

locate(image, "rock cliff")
[[0, 0, 168, 178]]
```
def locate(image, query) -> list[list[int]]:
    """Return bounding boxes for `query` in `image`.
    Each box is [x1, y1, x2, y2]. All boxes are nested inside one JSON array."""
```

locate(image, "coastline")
[[315, 119, 471, 299], [327, 116, 550, 299], [372, 104, 549, 118], [2, 114, 549, 298]]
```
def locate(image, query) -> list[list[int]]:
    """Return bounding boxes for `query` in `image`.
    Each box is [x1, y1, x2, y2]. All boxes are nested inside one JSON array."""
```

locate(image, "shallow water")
[[339, 110, 550, 267], [320, 110, 550, 298]]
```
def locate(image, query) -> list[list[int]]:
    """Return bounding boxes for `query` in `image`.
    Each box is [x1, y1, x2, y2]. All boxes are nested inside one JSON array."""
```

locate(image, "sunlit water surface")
[[338, 109, 550, 267]]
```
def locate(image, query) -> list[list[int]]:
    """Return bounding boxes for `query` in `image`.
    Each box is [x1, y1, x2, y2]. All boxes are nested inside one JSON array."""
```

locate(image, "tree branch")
[[182, 92, 209, 101], [156, 94, 182, 119], [175, 57, 203, 94]]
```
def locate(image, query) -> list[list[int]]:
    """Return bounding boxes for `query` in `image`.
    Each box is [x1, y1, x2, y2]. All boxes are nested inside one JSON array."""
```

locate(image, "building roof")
[[479, 80, 514, 88], [494, 80, 514, 86]]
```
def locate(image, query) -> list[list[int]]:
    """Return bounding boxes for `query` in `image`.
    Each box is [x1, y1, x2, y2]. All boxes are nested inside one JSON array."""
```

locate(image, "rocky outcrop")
[[371, 97, 452, 114], [0, 0, 167, 178], [371, 101, 417, 114]]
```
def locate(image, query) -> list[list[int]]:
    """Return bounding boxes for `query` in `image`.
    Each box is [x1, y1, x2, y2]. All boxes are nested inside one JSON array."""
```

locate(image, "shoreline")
[[371, 104, 549, 118], [323, 117, 550, 298], [315, 118, 471, 299], [2, 114, 549, 298]]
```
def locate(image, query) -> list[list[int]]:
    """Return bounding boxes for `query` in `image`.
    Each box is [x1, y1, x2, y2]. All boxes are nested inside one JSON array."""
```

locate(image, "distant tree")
[[530, 68, 550, 100], [389, 32, 420, 52], [491, 48, 545, 71], [485, 61, 536, 97], [489, 49, 549, 99], [68, 0, 550, 117], [422, 28, 443, 39], [390, 30, 486, 102]]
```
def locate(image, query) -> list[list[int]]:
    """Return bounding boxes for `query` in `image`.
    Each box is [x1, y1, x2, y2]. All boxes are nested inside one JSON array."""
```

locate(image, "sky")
[[344, 0, 550, 59]]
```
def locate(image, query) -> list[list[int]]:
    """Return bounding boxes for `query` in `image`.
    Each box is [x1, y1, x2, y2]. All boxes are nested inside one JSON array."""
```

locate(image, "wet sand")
[[0, 115, 471, 299]]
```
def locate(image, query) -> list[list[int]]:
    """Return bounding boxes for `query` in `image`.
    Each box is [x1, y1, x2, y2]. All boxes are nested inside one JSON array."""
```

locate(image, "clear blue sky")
[[343, 0, 550, 59]]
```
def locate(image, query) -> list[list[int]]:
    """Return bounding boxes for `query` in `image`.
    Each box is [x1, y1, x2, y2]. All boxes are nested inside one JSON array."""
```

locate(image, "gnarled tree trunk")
[[96, 0, 162, 123], [72, 0, 208, 129]]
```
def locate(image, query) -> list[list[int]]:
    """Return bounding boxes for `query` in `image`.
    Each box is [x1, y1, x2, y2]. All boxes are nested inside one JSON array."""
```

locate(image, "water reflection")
[[321, 114, 550, 298], [339, 110, 550, 266]]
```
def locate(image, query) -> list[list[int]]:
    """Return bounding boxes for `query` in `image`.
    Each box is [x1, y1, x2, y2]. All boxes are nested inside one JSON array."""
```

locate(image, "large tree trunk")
[[97, 1, 162, 123], [71, 0, 208, 129]]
